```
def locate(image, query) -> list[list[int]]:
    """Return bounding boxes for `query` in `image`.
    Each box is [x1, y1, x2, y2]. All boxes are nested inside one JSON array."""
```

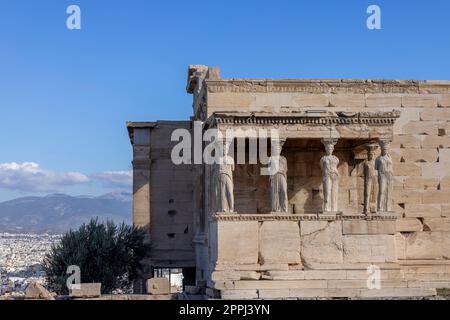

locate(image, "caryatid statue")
[[320, 139, 340, 213], [269, 138, 288, 213], [269, 156, 288, 213], [375, 139, 393, 212], [363, 143, 378, 214], [215, 138, 235, 213]]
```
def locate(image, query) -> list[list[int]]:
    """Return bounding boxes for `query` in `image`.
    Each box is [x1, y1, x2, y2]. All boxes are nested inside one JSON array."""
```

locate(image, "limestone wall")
[[133, 121, 198, 267], [205, 216, 441, 299], [205, 83, 450, 264], [209, 217, 398, 268]]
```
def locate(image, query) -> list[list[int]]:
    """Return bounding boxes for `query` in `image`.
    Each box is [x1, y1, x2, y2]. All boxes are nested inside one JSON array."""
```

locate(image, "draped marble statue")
[[320, 139, 339, 212], [363, 143, 378, 214], [216, 154, 235, 213], [269, 155, 288, 213], [375, 140, 393, 212]]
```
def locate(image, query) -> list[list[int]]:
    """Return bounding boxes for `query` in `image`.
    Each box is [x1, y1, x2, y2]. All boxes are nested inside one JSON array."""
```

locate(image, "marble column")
[[375, 139, 394, 213], [320, 138, 340, 213], [269, 138, 288, 213]]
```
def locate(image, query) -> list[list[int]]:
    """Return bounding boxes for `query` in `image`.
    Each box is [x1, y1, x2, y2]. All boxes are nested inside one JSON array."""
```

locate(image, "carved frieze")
[[211, 213, 398, 222], [210, 110, 401, 126], [206, 79, 450, 94]]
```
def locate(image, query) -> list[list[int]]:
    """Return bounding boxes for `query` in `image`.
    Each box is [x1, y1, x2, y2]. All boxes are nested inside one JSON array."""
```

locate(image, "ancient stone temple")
[[127, 65, 450, 299]]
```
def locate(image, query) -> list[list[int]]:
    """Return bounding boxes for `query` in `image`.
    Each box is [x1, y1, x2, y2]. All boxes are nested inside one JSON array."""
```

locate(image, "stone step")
[[407, 280, 450, 288], [235, 280, 328, 290], [214, 262, 402, 272], [304, 262, 401, 270], [216, 288, 437, 300], [83, 294, 177, 300], [402, 265, 450, 274], [265, 269, 405, 280], [358, 288, 437, 299], [211, 279, 413, 290], [399, 259, 450, 265], [327, 280, 408, 289], [405, 273, 450, 281]]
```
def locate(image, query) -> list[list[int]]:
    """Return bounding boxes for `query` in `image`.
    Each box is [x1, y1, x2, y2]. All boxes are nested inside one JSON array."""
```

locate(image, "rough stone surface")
[[259, 221, 300, 265], [146, 278, 170, 295], [300, 221, 344, 265], [404, 232, 443, 260], [25, 282, 55, 300], [343, 235, 396, 263], [70, 283, 101, 298], [396, 218, 423, 232], [343, 220, 396, 235], [214, 221, 259, 265]]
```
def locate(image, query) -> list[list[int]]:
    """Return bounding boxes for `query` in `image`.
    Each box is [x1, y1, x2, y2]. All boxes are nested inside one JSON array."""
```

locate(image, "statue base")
[[320, 211, 343, 216], [270, 211, 289, 215], [215, 211, 238, 215], [375, 210, 398, 217]]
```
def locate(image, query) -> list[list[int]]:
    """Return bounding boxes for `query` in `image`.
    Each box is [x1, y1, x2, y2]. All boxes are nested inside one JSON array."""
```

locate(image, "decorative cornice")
[[126, 121, 157, 145], [211, 110, 401, 126], [211, 213, 398, 222], [132, 159, 152, 169], [205, 79, 450, 94]]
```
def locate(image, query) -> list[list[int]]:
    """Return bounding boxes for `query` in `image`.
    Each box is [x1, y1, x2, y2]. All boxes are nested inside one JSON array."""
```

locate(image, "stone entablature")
[[211, 214, 398, 222], [209, 110, 401, 126], [205, 79, 450, 94]]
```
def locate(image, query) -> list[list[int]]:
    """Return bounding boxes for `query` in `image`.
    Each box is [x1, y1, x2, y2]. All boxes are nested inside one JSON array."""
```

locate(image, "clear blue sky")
[[0, 0, 449, 201]]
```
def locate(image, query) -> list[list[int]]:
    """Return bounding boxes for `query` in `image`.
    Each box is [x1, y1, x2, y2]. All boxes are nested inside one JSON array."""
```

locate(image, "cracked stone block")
[[300, 221, 343, 265]]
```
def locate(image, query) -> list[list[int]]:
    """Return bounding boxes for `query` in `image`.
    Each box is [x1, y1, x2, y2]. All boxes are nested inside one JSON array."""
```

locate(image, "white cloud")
[[91, 171, 132, 188], [0, 162, 89, 193]]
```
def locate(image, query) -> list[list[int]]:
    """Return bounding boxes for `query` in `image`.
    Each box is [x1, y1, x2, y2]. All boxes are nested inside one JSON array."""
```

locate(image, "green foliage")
[[437, 288, 450, 297], [43, 218, 150, 294]]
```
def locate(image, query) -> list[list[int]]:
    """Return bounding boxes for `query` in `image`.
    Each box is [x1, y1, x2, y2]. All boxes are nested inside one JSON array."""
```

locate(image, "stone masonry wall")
[[148, 121, 196, 267], [205, 85, 450, 263]]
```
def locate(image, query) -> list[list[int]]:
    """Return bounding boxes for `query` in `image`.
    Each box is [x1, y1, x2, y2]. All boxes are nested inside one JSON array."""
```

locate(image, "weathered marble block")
[[259, 221, 301, 265], [343, 220, 396, 235], [212, 221, 259, 265], [147, 277, 170, 295], [343, 235, 396, 263], [402, 232, 445, 260], [70, 283, 101, 298], [300, 221, 344, 265]]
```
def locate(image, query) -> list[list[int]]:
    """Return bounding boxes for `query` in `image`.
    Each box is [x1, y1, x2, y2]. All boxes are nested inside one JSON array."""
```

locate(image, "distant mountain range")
[[0, 191, 132, 234]]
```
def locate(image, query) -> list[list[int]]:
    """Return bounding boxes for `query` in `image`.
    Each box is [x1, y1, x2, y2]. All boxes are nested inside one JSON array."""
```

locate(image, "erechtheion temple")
[[127, 65, 450, 299]]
